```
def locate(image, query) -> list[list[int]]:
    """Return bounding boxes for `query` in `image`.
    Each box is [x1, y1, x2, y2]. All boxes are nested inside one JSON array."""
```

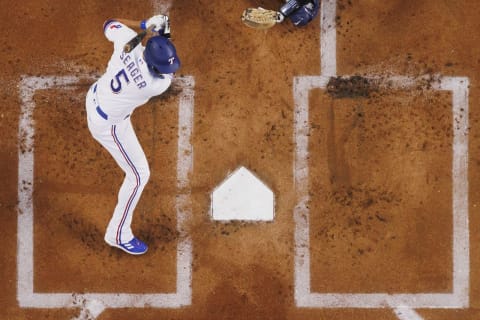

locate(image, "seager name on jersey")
[[120, 51, 147, 89]]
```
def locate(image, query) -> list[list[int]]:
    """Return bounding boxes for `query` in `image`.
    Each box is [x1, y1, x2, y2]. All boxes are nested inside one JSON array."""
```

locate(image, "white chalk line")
[[294, 0, 470, 318], [320, 0, 337, 76], [174, 76, 195, 305], [393, 306, 424, 320], [17, 75, 195, 318], [293, 75, 470, 312]]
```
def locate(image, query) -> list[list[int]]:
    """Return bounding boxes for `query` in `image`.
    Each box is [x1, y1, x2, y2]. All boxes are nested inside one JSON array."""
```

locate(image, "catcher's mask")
[[289, 0, 319, 27], [144, 36, 180, 75]]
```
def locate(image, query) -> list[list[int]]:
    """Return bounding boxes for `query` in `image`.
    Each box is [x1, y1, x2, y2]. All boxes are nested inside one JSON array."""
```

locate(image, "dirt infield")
[[2, 0, 480, 319]]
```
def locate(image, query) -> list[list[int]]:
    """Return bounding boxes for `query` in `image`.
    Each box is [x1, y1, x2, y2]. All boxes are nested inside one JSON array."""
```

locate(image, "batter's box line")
[[17, 75, 195, 319], [292, 75, 469, 310]]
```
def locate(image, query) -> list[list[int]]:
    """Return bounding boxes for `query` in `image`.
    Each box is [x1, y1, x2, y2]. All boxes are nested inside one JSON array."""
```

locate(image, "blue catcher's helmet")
[[289, 0, 320, 27], [144, 36, 180, 75]]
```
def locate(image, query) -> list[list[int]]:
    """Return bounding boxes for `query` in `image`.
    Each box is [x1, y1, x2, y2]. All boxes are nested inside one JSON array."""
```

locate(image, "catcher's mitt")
[[241, 7, 284, 30]]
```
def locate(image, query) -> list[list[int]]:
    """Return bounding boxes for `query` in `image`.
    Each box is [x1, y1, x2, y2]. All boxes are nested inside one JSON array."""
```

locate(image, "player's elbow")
[[103, 19, 118, 33]]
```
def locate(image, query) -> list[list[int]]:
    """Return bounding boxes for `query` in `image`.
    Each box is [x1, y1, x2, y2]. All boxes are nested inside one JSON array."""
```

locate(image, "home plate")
[[211, 166, 275, 221]]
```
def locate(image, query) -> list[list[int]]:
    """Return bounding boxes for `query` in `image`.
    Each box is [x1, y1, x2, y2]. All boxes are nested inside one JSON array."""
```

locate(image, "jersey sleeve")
[[103, 20, 137, 51]]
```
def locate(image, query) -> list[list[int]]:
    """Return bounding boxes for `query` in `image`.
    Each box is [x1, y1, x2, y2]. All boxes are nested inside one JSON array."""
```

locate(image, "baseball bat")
[[124, 25, 155, 53]]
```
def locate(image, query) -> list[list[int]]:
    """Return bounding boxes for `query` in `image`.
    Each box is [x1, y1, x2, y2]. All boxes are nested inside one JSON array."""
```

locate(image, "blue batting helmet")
[[144, 36, 180, 74], [289, 0, 320, 27]]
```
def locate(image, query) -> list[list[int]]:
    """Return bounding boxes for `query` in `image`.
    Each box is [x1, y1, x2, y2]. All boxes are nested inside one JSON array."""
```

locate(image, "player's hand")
[[142, 15, 169, 33]]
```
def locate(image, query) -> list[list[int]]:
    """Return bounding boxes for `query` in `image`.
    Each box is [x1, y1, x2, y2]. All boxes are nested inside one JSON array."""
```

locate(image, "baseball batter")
[[85, 15, 180, 255]]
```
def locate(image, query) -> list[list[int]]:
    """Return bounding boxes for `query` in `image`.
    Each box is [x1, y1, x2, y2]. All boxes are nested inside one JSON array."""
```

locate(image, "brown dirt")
[[2, 0, 480, 319]]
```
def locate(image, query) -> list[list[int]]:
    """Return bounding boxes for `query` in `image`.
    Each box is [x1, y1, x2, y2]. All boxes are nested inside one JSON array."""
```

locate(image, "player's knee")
[[125, 165, 150, 185], [137, 166, 150, 185]]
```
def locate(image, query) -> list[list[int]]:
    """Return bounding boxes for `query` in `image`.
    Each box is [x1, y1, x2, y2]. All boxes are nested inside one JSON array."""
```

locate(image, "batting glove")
[[140, 15, 169, 33]]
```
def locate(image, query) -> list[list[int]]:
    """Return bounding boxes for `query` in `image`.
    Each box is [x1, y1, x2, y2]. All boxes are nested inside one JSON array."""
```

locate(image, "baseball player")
[[241, 0, 319, 29], [279, 0, 320, 27], [85, 15, 180, 255]]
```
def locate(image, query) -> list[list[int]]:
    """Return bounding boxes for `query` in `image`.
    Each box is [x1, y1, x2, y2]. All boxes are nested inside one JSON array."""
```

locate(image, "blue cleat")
[[105, 236, 148, 255]]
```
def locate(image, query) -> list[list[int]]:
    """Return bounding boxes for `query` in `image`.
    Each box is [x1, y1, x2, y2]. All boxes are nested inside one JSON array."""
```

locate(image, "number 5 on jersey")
[[111, 69, 130, 93]]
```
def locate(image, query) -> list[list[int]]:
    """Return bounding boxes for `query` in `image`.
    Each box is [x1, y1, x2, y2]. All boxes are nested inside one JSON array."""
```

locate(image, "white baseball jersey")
[[95, 20, 172, 124], [84, 19, 177, 252]]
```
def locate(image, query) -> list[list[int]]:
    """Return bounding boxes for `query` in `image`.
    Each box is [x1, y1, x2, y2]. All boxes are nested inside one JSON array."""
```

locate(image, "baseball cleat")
[[105, 237, 148, 255]]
